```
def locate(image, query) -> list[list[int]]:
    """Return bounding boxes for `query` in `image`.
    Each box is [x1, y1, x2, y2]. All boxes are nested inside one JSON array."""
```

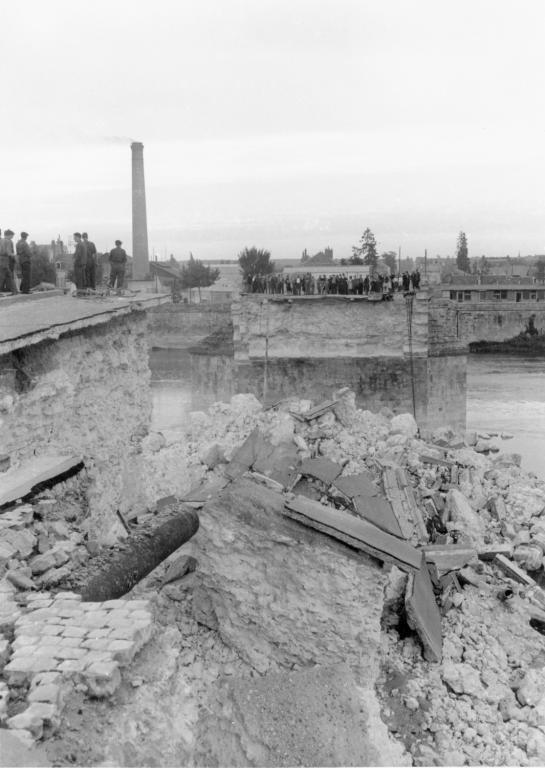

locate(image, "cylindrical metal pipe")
[[70, 509, 199, 601]]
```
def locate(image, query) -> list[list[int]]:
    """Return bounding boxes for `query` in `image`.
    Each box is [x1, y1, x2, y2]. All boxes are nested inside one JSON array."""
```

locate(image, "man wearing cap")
[[82, 232, 97, 290], [16, 232, 32, 294], [109, 239, 127, 292], [73, 232, 87, 292], [0, 230, 17, 294]]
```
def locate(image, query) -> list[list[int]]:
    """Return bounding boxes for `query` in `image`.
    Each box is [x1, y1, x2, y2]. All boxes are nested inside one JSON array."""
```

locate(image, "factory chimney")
[[131, 141, 149, 279]]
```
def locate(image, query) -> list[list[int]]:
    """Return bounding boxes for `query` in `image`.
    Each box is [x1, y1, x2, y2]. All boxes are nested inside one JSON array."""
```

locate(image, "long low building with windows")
[[440, 283, 545, 303]]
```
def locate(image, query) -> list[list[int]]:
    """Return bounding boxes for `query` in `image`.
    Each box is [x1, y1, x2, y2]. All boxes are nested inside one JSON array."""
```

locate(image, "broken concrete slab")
[[353, 495, 404, 538], [284, 496, 421, 573], [195, 664, 384, 767], [421, 544, 478, 576], [300, 456, 342, 485], [332, 471, 379, 499], [224, 428, 264, 480], [405, 553, 443, 663], [0, 455, 83, 507], [494, 554, 536, 587], [253, 442, 300, 489]]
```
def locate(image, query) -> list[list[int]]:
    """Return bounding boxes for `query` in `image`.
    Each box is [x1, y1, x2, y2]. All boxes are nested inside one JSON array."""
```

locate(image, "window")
[[479, 292, 488, 301], [464, 291, 472, 301]]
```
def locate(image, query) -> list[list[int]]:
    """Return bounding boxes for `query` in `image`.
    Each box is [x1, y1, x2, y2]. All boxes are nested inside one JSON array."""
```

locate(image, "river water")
[[150, 350, 545, 480]]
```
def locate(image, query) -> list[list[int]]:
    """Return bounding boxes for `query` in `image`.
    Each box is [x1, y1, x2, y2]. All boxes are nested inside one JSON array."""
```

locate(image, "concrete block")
[[4, 655, 36, 685], [28, 683, 64, 708], [85, 660, 121, 697], [108, 639, 136, 666], [7, 705, 45, 740], [29, 553, 57, 576]]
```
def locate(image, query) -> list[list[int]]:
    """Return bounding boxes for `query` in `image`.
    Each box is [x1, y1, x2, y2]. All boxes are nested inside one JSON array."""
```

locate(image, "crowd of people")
[[246, 270, 422, 296], [0, 228, 129, 297]]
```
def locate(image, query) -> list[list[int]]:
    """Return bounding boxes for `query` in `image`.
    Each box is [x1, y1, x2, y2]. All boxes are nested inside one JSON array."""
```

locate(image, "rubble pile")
[[0, 478, 92, 596], [0, 475, 157, 752], [142, 388, 545, 766]]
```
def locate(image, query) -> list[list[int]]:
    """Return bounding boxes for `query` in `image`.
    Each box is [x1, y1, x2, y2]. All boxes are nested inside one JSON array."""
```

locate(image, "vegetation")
[[352, 228, 377, 267], [237, 246, 274, 282], [456, 231, 470, 272], [380, 250, 397, 273], [301, 247, 334, 265], [180, 253, 220, 302]]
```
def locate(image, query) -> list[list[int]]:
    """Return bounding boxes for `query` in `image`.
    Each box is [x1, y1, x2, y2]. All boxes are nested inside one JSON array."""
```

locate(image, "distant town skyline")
[[2, 0, 545, 261]]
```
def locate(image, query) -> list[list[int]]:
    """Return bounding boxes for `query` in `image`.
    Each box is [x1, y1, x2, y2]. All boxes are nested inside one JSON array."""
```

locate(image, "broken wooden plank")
[[382, 468, 417, 541], [421, 545, 477, 576], [283, 495, 421, 573], [478, 544, 513, 561], [405, 553, 443, 663], [404, 482, 429, 543], [494, 554, 536, 587], [353, 495, 404, 538], [332, 472, 378, 499], [0, 454, 83, 507], [302, 399, 339, 422], [300, 457, 342, 485]]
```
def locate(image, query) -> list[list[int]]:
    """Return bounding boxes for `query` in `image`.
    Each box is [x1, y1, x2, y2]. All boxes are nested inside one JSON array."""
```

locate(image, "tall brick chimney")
[[131, 141, 149, 279]]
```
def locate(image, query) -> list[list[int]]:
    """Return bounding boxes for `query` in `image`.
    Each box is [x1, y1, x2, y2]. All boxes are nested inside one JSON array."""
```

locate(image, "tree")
[[303, 246, 334, 266], [380, 250, 397, 273], [237, 246, 274, 285], [180, 253, 220, 302], [456, 231, 470, 272], [352, 228, 377, 268]]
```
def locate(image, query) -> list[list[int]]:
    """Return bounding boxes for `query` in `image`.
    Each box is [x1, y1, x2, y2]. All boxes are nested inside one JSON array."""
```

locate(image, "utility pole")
[[424, 248, 428, 279], [398, 246, 401, 274]]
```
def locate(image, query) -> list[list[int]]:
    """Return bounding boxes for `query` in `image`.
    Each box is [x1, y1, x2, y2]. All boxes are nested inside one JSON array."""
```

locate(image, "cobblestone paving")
[[1, 591, 154, 741]]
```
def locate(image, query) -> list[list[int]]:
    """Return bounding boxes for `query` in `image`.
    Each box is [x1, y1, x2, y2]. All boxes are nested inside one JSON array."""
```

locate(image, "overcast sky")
[[2, 0, 545, 260]]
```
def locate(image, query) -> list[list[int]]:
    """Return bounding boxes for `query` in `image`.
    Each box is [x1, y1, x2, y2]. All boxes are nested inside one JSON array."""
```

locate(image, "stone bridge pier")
[[233, 290, 468, 432]]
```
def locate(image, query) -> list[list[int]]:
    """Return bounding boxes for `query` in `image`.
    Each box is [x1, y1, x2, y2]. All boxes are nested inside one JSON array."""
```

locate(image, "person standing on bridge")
[[0, 230, 17, 294], [16, 232, 32, 294], [82, 232, 97, 290], [73, 232, 87, 293], [109, 239, 127, 293]]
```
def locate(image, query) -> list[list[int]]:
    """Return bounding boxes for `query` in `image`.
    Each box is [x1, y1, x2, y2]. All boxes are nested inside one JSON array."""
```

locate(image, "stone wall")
[[233, 292, 429, 360], [233, 292, 466, 431], [453, 302, 545, 344], [0, 313, 151, 543], [148, 303, 231, 348]]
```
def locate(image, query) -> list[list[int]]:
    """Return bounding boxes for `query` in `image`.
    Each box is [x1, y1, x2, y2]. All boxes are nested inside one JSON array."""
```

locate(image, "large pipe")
[[68, 508, 199, 601], [131, 141, 150, 280]]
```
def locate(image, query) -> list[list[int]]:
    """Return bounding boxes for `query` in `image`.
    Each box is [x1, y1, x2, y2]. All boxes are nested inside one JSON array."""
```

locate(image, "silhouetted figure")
[[109, 239, 127, 292], [16, 232, 32, 293]]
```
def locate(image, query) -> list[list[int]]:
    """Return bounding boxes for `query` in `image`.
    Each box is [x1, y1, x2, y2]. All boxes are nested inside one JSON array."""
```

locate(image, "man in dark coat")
[[109, 239, 127, 292], [16, 232, 32, 294], [82, 232, 97, 290], [73, 232, 87, 291], [0, 230, 17, 294]]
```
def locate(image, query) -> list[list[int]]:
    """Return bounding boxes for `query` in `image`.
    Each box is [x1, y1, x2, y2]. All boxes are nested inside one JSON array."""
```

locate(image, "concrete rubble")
[[141, 388, 545, 766], [2, 387, 545, 765]]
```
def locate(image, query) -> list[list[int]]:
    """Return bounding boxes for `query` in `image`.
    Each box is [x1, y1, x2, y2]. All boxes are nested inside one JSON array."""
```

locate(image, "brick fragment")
[[108, 639, 136, 666]]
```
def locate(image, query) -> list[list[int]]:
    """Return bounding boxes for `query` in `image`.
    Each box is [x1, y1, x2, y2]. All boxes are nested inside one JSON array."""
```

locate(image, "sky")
[[2, 0, 545, 260]]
